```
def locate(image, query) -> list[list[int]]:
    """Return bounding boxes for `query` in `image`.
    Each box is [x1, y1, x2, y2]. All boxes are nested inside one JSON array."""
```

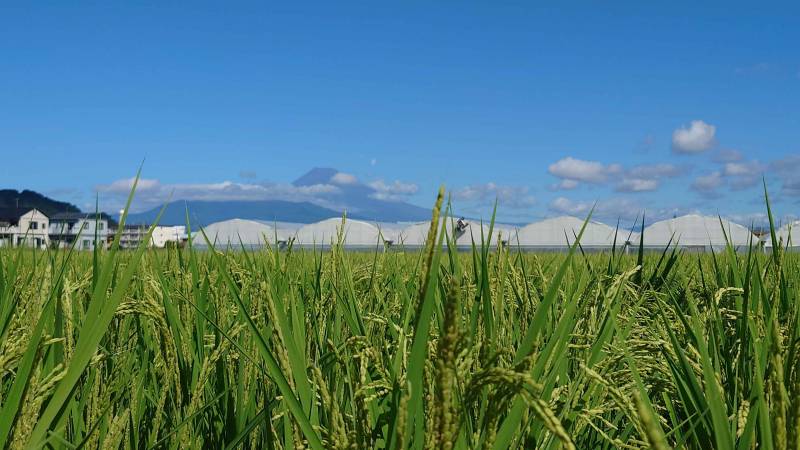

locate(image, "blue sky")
[[1, 2, 799, 224]]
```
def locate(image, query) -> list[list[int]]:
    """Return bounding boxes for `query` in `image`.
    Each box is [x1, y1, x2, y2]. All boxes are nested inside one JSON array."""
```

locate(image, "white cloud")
[[548, 157, 616, 184], [685, 157, 764, 195], [101, 177, 161, 193], [627, 163, 685, 179], [615, 178, 658, 192], [330, 172, 358, 185], [713, 149, 744, 163], [370, 158, 377, 166], [549, 197, 592, 216], [549, 196, 643, 221], [682, 155, 767, 197], [614, 163, 687, 193], [550, 179, 579, 190], [549, 158, 685, 192], [722, 160, 765, 190], [770, 155, 800, 197], [672, 120, 717, 154], [723, 162, 753, 176], [453, 182, 536, 209], [367, 179, 419, 201], [690, 171, 724, 196]]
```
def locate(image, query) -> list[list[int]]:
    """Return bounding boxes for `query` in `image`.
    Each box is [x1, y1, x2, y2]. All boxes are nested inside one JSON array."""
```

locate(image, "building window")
[[99, 222, 105, 230], [83, 239, 91, 250], [29, 222, 38, 230]]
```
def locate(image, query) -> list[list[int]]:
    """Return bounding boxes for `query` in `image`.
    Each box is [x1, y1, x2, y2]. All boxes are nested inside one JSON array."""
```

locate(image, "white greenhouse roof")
[[642, 214, 756, 247], [192, 219, 276, 247], [253, 221, 303, 242], [398, 219, 494, 247], [763, 221, 800, 248], [292, 218, 385, 247], [509, 216, 634, 248]]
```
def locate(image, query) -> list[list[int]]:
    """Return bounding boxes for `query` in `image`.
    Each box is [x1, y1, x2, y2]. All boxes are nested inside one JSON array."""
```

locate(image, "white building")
[[0, 208, 50, 249], [151, 225, 188, 248], [642, 214, 756, 251], [509, 216, 634, 250], [117, 225, 149, 249], [49, 212, 110, 250]]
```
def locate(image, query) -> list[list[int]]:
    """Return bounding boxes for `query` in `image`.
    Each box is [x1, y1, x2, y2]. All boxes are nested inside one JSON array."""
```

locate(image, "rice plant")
[[1, 178, 798, 449]]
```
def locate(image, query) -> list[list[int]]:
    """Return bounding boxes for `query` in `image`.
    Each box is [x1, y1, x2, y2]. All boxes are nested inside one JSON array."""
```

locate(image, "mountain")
[[128, 168, 432, 225], [292, 168, 431, 222], [126, 199, 348, 226], [0, 189, 81, 217], [292, 167, 339, 186]]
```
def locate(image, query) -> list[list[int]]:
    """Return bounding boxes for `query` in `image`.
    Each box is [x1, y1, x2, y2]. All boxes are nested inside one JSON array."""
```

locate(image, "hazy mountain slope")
[[292, 168, 431, 222], [126, 199, 349, 226]]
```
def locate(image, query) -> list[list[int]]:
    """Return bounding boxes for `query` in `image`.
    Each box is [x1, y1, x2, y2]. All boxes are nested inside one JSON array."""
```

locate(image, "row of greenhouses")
[[191, 215, 800, 252]]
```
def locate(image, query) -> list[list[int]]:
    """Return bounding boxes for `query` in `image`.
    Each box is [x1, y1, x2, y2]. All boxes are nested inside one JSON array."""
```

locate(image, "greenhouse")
[[762, 220, 800, 249], [509, 216, 635, 250], [641, 214, 756, 251], [398, 218, 492, 248], [192, 218, 276, 248], [292, 217, 385, 248]]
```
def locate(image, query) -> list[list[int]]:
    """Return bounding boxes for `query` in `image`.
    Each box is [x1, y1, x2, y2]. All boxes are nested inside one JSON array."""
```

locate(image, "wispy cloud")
[[771, 155, 800, 198], [690, 171, 725, 197], [368, 179, 419, 201], [100, 177, 162, 193], [548, 157, 620, 184], [722, 160, 765, 190], [330, 172, 358, 185], [549, 196, 643, 221], [626, 163, 686, 179], [616, 163, 688, 192], [549, 157, 686, 192], [688, 154, 766, 198], [712, 149, 744, 163], [550, 179, 579, 191], [453, 182, 536, 209], [615, 178, 658, 193]]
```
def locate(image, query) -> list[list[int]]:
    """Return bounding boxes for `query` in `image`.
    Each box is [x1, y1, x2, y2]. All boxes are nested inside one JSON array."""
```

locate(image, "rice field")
[[1, 184, 799, 449]]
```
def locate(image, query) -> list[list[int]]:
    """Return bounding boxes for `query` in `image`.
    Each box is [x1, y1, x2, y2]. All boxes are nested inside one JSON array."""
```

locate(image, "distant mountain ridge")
[[292, 167, 431, 222], [128, 168, 432, 225], [126, 200, 351, 226], [0, 189, 81, 217]]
